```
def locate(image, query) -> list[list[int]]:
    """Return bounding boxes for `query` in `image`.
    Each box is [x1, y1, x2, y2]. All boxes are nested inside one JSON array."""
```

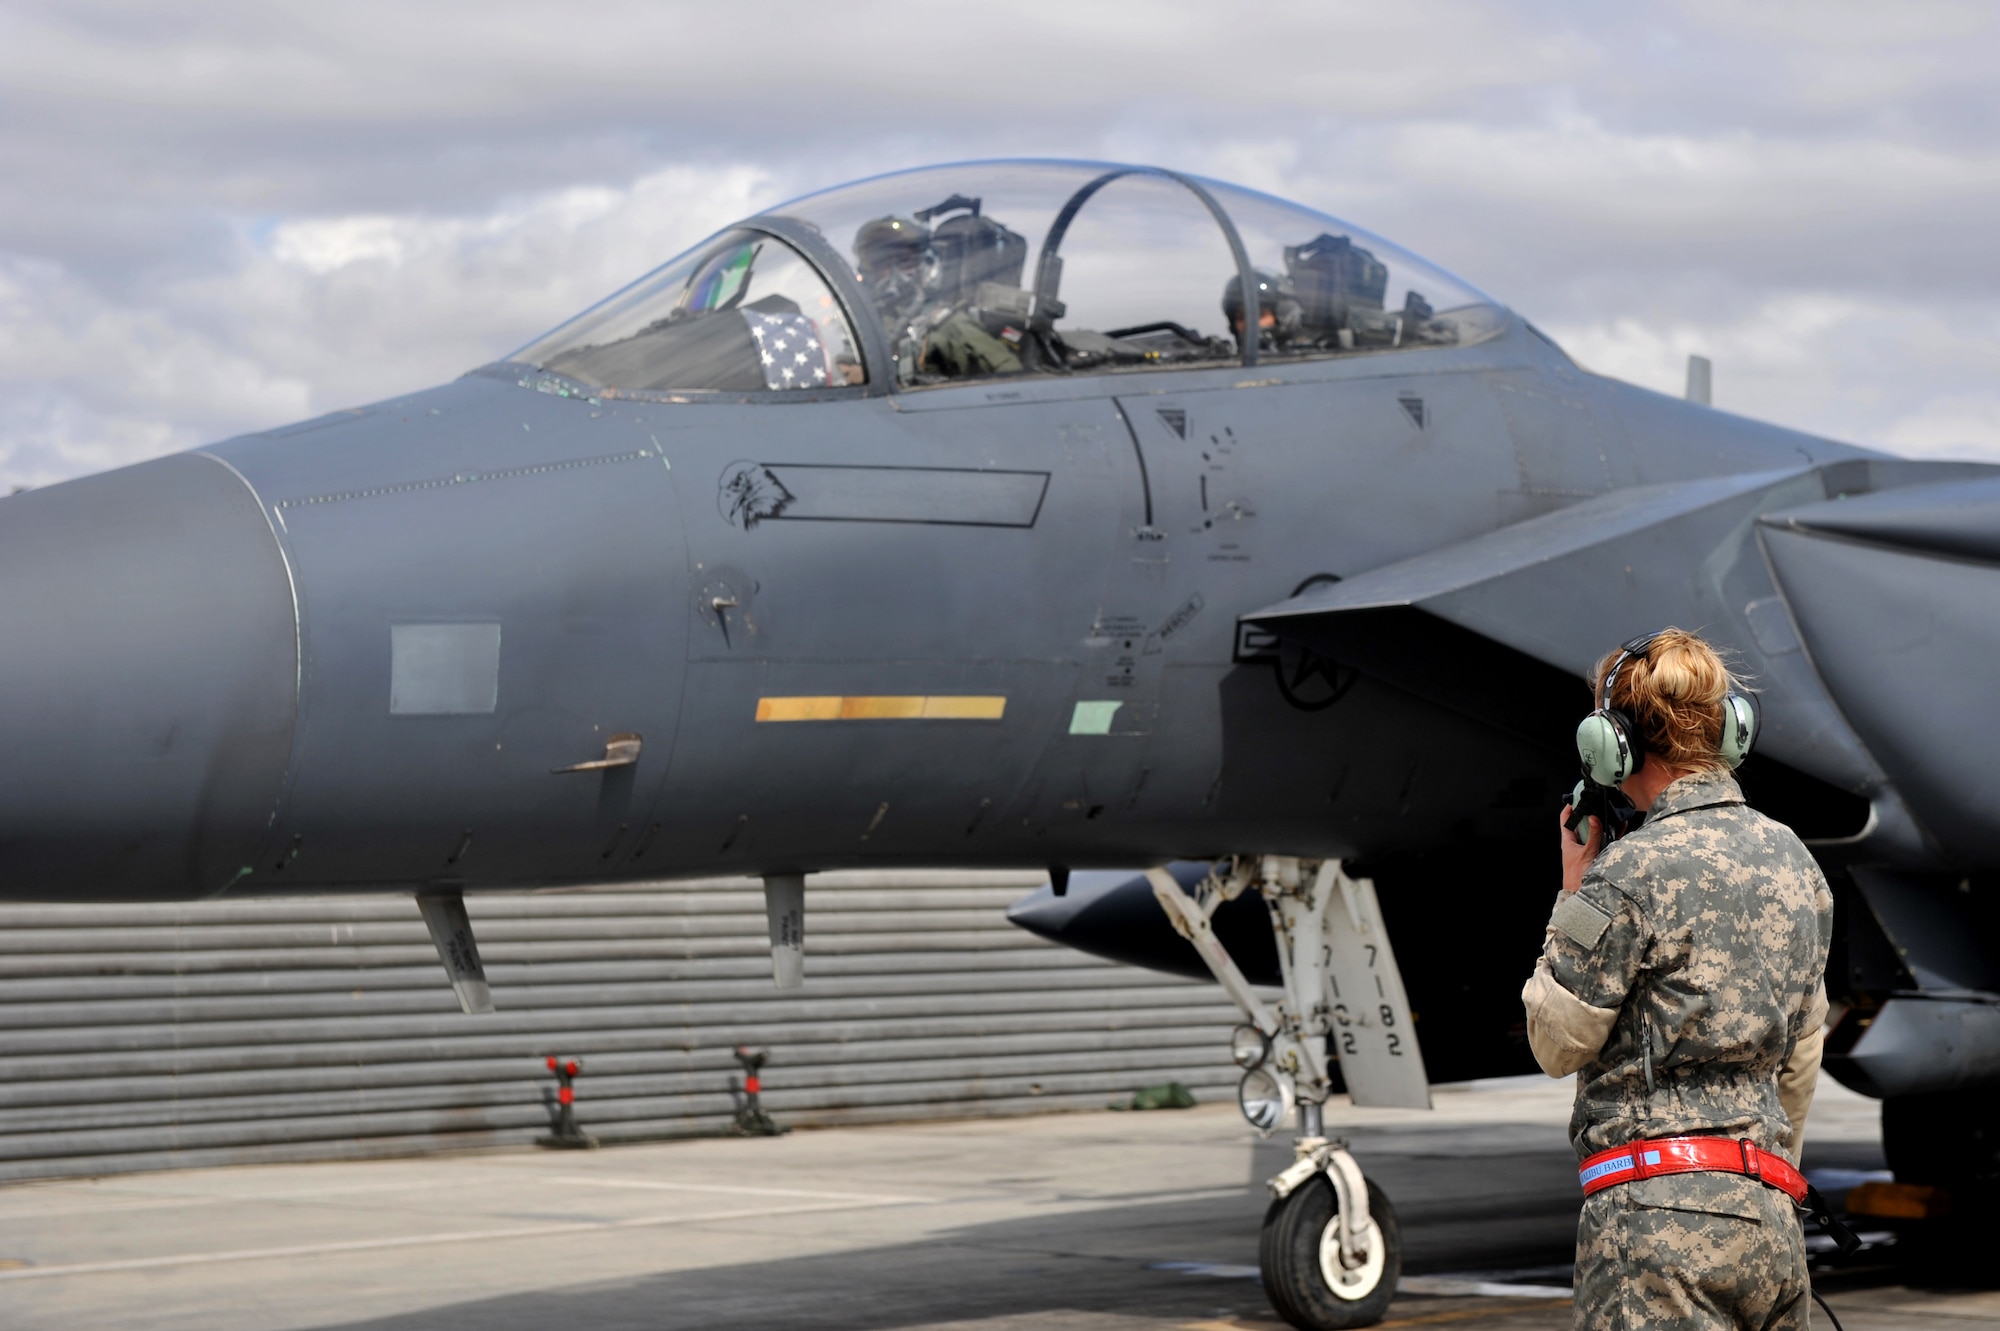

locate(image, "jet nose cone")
[[0, 453, 298, 900]]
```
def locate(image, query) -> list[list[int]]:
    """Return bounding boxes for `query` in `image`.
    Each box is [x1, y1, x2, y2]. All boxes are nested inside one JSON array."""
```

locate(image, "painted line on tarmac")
[[0, 1175, 504, 1219], [1400, 1276, 1575, 1298], [1375, 1304, 1573, 1328], [0, 1196, 913, 1282], [1061, 1185, 1252, 1207], [1182, 1310, 1576, 1331], [542, 1174, 917, 1204], [1155, 1261, 1261, 1279]]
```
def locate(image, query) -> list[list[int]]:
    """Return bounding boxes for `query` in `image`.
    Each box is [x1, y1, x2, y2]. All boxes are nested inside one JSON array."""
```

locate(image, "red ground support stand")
[[732, 1045, 786, 1137], [537, 1055, 599, 1149]]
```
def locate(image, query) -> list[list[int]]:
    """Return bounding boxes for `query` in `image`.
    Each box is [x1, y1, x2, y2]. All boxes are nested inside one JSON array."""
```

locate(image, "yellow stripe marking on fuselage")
[[917, 695, 1006, 719], [755, 695, 1005, 722]]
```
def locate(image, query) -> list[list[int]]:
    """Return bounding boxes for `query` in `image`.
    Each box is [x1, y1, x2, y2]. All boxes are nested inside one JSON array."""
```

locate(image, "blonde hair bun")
[[1596, 628, 1743, 770]]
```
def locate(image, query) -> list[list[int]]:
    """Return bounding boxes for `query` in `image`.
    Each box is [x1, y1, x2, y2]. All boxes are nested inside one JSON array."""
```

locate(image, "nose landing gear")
[[1146, 857, 1424, 1330]]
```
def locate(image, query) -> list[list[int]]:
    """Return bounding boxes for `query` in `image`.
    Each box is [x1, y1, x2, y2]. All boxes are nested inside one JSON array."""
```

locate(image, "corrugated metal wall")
[[0, 871, 1242, 1183]]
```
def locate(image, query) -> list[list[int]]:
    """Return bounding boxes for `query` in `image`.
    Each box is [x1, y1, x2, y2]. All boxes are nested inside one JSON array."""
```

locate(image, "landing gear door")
[[1318, 866, 1431, 1109]]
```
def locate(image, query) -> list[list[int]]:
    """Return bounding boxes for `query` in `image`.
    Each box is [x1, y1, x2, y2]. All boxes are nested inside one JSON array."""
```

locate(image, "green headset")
[[1574, 632, 1757, 787]]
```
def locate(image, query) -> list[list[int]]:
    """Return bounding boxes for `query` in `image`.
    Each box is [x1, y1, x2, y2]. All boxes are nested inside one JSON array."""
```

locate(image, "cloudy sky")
[[2, 0, 1996, 488]]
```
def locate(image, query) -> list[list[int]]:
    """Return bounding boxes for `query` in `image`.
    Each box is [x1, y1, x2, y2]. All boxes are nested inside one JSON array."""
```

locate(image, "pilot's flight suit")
[[1521, 769, 1833, 1329], [921, 308, 1021, 378]]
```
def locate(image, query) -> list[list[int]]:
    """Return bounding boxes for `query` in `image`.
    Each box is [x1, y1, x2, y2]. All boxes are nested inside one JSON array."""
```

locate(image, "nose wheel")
[[1261, 1172, 1400, 1329]]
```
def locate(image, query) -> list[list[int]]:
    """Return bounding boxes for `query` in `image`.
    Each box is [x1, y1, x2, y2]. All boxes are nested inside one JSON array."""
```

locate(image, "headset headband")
[[1596, 633, 1658, 712]]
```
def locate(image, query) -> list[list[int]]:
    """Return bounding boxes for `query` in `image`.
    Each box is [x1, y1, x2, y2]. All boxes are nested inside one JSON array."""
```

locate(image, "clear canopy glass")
[[510, 160, 1505, 395], [513, 229, 863, 393], [1205, 180, 1504, 361]]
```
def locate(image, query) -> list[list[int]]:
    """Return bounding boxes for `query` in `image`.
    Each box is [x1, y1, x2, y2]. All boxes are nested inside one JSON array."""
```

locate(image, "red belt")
[[1579, 1136, 1807, 1206]]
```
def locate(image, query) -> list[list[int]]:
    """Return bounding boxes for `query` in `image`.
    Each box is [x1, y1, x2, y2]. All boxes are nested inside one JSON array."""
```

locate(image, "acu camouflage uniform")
[[1523, 769, 1834, 1330]]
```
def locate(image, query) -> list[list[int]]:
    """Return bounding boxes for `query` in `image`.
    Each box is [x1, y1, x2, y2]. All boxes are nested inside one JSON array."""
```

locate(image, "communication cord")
[[1810, 1287, 1845, 1331]]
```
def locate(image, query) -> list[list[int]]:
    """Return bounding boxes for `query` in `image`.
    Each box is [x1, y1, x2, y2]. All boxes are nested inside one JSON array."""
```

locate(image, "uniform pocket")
[[1625, 1171, 1764, 1221]]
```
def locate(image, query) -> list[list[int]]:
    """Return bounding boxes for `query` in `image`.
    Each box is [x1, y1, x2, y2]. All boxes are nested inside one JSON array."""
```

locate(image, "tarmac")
[[0, 1074, 1992, 1330]]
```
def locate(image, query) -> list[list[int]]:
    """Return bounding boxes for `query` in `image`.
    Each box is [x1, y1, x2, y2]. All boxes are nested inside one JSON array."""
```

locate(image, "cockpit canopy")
[[511, 160, 1507, 396]]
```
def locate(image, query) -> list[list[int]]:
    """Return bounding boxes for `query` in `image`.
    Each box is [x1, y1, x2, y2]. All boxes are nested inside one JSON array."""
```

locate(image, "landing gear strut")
[[1148, 857, 1426, 1331]]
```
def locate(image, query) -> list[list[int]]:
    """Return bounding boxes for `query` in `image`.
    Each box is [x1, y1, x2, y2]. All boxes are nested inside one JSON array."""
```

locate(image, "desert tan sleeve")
[[1521, 956, 1620, 1078], [1778, 981, 1830, 1160]]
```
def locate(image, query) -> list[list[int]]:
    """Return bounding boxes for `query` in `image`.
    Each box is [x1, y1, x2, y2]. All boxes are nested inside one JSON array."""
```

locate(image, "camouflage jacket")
[[1540, 769, 1834, 1158]]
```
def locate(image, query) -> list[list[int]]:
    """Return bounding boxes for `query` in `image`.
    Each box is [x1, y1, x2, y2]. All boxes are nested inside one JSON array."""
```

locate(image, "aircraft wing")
[[1238, 465, 1829, 782], [1242, 458, 2000, 867], [1242, 465, 1808, 688]]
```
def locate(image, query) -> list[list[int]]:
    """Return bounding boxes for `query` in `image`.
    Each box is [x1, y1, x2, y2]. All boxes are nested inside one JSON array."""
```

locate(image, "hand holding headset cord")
[[1566, 631, 1758, 845]]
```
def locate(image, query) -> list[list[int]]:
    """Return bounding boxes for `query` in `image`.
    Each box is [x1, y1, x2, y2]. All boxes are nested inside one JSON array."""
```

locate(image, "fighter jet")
[[3, 158, 1995, 1330]]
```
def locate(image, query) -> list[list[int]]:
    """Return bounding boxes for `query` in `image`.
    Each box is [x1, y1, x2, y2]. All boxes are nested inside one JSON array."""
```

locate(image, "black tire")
[[1260, 1174, 1400, 1330]]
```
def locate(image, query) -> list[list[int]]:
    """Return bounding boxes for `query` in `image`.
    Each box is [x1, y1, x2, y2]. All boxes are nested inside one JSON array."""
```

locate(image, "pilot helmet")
[[854, 216, 934, 277], [855, 216, 938, 325], [1222, 270, 1302, 338]]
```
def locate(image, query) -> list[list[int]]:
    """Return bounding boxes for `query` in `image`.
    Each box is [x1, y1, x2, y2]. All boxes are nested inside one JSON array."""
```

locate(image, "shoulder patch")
[[1552, 892, 1613, 949]]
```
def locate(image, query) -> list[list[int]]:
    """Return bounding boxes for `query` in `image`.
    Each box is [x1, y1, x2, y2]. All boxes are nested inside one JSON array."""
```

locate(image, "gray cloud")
[[1, 0, 1998, 486]]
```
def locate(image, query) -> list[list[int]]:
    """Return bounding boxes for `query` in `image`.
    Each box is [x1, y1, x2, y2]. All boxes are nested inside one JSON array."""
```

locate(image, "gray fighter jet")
[[2, 159, 1994, 1329]]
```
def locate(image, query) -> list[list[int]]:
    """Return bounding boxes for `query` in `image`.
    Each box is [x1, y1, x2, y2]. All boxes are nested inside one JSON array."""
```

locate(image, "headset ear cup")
[[1719, 693, 1757, 768], [1576, 712, 1635, 787]]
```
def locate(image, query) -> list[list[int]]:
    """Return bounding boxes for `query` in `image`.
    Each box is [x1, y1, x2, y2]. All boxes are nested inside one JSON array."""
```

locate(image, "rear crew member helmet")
[[1223, 270, 1302, 339]]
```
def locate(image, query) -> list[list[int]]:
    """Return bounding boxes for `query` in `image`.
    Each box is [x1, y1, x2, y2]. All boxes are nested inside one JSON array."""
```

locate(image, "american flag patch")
[[745, 311, 830, 390]]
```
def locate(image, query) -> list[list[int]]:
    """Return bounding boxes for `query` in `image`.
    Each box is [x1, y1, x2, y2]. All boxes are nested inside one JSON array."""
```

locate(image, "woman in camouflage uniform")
[[1523, 629, 1833, 1329]]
